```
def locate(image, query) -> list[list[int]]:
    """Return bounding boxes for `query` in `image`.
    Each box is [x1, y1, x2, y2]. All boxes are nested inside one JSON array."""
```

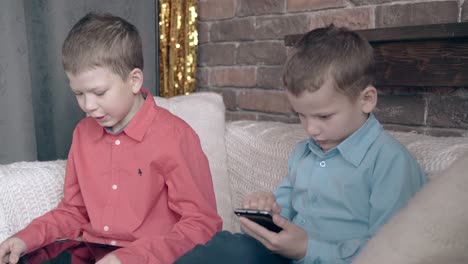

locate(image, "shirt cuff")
[[293, 238, 362, 264]]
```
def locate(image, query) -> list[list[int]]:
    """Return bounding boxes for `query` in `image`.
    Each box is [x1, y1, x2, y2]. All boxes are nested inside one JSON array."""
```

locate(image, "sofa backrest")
[[153, 93, 233, 231], [225, 120, 468, 232], [1, 92, 467, 237]]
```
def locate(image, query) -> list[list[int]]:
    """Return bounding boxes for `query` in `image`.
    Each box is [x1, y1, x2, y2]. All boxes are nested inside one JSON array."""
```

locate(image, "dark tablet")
[[18, 239, 119, 264]]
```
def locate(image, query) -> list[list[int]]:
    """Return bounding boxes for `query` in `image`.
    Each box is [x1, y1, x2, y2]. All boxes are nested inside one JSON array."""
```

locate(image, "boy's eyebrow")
[[71, 86, 107, 93], [296, 111, 335, 118]]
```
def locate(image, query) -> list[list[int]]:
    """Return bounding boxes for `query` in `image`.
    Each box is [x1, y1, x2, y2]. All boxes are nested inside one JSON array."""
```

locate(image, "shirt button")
[[112, 184, 118, 190], [115, 139, 121, 145], [104, 226, 109, 232], [300, 219, 306, 224], [319, 161, 326, 167], [310, 194, 317, 202], [110, 240, 117, 246]]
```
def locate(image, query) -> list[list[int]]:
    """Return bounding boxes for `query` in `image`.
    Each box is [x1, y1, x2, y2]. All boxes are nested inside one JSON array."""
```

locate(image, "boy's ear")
[[129, 68, 144, 94], [360, 85, 377, 114]]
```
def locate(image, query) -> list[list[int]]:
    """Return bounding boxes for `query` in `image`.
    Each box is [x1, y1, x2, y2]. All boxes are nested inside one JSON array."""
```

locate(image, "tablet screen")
[[18, 240, 119, 264]]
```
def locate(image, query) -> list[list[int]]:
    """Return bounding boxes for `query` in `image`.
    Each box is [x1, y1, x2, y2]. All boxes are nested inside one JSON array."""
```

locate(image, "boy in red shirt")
[[0, 12, 222, 264]]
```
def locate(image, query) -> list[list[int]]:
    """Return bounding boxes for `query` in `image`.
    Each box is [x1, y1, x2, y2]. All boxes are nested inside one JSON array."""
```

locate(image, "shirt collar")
[[90, 89, 157, 141], [337, 113, 382, 166], [306, 113, 383, 167]]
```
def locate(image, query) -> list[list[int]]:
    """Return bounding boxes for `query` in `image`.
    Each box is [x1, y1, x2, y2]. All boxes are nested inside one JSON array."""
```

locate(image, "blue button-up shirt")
[[275, 114, 427, 264]]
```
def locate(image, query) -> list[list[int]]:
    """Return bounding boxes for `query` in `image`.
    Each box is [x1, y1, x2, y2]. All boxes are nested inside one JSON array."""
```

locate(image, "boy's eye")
[[318, 114, 332, 120], [95, 91, 106, 96]]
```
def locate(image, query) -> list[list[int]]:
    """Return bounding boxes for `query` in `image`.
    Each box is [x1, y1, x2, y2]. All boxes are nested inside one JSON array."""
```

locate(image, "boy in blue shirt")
[[175, 25, 427, 264]]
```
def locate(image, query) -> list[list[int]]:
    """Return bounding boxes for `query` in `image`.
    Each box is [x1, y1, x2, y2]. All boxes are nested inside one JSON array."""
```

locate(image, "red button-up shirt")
[[15, 90, 222, 263]]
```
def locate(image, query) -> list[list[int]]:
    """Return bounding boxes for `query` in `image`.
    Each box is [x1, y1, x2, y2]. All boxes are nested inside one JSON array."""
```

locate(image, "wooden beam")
[[373, 39, 468, 87], [284, 22, 468, 46], [283, 22, 468, 87]]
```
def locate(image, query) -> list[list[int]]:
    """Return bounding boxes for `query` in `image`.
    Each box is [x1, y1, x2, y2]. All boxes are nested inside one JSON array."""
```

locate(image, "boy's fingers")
[[0, 245, 9, 264], [2, 255, 10, 264], [9, 254, 19, 264], [272, 214, 289, 229], [8, 243, 24, 264]]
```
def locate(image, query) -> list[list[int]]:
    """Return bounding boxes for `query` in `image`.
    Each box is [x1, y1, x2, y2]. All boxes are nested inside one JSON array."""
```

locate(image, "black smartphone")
[[234, 208, 283, 233]]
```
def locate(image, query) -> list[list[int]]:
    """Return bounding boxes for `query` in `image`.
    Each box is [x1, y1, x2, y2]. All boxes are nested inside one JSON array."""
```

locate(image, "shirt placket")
[[101, 135, 123, 245]]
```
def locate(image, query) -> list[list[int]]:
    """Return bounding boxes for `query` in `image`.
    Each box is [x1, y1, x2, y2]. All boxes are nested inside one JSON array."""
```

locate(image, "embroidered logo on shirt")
[[138, 168, 142, 176]]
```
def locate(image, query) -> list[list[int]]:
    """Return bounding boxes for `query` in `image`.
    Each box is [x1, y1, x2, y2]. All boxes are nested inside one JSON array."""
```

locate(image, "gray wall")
[[0, 0, 157, 163]]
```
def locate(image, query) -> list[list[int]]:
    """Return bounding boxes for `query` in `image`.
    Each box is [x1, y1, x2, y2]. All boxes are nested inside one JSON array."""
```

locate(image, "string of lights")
[[158, 0, 198, 98]]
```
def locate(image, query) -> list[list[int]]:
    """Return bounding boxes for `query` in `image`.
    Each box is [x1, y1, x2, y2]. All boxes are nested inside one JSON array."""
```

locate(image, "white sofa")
[[1, 92, 468, 263]]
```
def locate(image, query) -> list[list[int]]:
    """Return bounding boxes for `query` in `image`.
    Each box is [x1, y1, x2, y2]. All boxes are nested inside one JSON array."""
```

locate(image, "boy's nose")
[[305, 122, 321, 137], [83, 96, 98, 112]]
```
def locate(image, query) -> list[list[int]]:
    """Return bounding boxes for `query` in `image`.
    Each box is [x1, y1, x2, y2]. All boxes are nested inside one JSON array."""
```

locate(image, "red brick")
[[462, 1, 468, 22], [256, 15, 310, 40], [350, 0, 398, 5], [383, 124, 468, 137], [309, 7, 373, 30], [375, 1, 458, 28], [377, 86, 458, 96], [422, 128, 468, 137], [374, 95, 426, 126], [197, 22, 210, 44], [237, 41, 287, 65], [427, 95, 468, 129], [238, 0, 285, 16], [201, 87, 238, 110], [210, 18, 256, 42], [198, 0, 237, 21], [257, 66, 284, 89], [287, 0, 348, 12], [237, 89, 292, 114], [210, 67, 257, 87], [226, 111, 258, 121], [257, 113, 300, 123], [198, 43, 236, 66], [196, 67, 210, 88]]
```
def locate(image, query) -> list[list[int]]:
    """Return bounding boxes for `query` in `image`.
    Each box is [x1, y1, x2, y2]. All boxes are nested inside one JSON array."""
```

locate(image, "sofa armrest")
[[352, 151, 468, 263], [0, 160, 66, 242]]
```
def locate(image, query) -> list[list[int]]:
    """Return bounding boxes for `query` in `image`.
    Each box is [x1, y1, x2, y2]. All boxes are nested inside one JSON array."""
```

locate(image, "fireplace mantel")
[[284, 22, 468, 88]]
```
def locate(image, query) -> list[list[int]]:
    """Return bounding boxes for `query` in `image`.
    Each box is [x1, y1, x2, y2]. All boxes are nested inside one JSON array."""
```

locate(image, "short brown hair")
[[283, 25, 374, 99], [62, 12, 143, 80]]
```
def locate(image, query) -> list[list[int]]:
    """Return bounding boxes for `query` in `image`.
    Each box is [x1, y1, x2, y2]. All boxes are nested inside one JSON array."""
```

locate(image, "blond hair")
[[283, 25, 375, 99], [62, 12, 143, 80]]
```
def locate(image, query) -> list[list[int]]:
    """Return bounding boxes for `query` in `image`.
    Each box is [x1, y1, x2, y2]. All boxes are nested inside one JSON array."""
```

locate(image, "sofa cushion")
[[353, 151, 468, 263], [0, 160, 66, 242], [390, 131, 468, 179], [154, 93, 232, 231]]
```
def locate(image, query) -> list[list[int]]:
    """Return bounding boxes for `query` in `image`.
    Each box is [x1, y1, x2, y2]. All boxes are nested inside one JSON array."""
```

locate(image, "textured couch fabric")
[[1, 92, 468, 262], [0, 160, 66, 241], [352, 152, 468, 264]]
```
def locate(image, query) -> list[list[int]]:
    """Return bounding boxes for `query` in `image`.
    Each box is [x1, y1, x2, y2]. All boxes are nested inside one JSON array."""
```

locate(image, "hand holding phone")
[[234, 208, 283, 233]]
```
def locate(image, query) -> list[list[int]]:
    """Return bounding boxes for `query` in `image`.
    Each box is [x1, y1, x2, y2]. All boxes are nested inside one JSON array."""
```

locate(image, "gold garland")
[[159, 0, 198, 97]]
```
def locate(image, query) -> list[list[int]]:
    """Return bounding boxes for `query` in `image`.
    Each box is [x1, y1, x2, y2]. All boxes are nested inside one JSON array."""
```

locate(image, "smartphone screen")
[[234, 209, 283, 233]]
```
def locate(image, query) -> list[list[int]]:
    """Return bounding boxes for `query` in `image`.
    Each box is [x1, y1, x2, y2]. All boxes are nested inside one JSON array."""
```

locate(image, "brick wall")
[[196, 0, 468, 136]]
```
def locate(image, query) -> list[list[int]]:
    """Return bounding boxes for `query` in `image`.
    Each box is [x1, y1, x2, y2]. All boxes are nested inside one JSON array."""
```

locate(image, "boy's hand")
[[242, 191, 281, 214], [95, 253, 121, 264], [239, 214, 308, 260], [0, 237, 26, 264]]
